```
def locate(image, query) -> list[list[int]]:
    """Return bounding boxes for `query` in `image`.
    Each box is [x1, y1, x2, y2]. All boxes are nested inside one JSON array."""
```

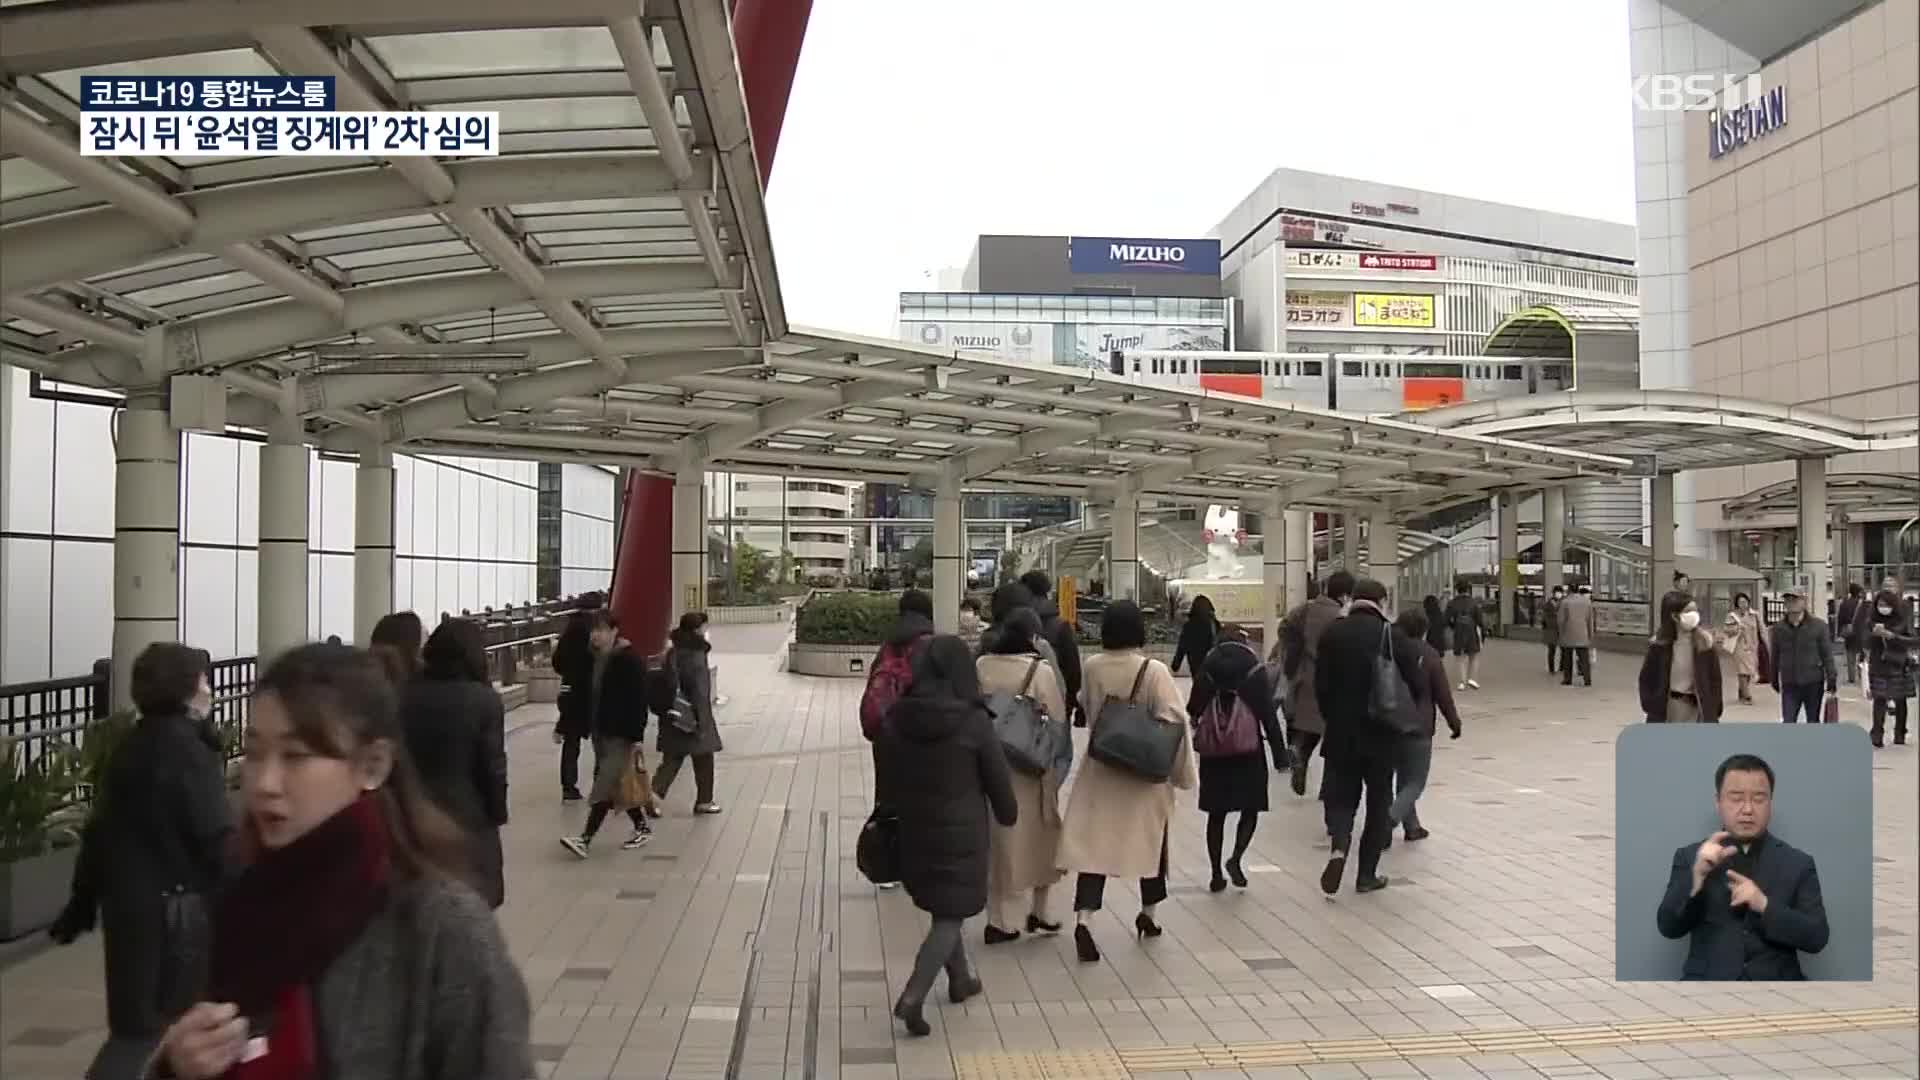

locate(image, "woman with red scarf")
[[147, 643, 532, 1080]]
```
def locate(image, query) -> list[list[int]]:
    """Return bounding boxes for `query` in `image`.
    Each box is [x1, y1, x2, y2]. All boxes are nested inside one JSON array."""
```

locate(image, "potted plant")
[[0, 740, 82, 940]]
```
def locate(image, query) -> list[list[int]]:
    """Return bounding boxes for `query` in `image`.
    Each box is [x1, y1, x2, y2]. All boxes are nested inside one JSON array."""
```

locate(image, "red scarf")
[[210, 794, 393, 1080]]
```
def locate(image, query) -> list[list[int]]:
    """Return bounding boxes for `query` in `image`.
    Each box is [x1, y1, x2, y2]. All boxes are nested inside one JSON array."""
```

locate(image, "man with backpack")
[[1020, 571, 1085, 725]]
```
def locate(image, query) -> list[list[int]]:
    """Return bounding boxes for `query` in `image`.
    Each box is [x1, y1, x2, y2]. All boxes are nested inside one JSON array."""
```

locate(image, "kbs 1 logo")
[[1629, 72, 1762, 113]]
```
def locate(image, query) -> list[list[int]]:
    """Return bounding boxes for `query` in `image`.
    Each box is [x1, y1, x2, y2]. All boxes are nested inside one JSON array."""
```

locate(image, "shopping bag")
[[1823, 694, 1840, 724], [614, 749, 653, 810]]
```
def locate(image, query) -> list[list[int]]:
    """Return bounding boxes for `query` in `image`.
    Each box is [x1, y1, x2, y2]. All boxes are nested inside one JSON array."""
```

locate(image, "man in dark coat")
[[1282, 571, 1351, 796], [1768, 591, 1836, 724], [873, 635, 1017, 1035], [1657, 753, 1828, 979], [1020, 570, 1084, 723], [1835, 583, 1864, 686], [552, 592, 603, 800], [1313, 578, 1424, 896]]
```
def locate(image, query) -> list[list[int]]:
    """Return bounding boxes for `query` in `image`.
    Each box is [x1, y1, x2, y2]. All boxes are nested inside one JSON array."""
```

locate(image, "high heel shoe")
[[1025, 914, 1061, 934], [1134, 913, 1162, 939], [1073, 924, 1100, 963], [982, 925, 1021, 946], [1209, 874, 1228, 893], [892, 999, 931, 1037], [1226, 857, 1248, 889]]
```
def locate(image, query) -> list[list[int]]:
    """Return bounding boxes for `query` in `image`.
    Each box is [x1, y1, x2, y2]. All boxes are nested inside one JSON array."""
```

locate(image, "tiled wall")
[[1629, 0, 1761, 555], [1686, 0, 1920, 527]]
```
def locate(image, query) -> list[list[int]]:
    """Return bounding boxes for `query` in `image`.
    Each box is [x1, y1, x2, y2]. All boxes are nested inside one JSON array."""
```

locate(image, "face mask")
[[1677, 610, 1701, 631], [1880, 606, 1895, 616]]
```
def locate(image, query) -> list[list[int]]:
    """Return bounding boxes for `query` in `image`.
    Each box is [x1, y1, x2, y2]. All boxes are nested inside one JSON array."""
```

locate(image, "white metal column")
[[257, 420, 309, 664], [672, 461, 705, 622], [111, 396, 179, 712], [1651, 472, 1677, 628], [352, 445, 395, 644], [1111, 486, 1139, 601], [1284, 508, 1310, 608], [1797, 458, 1829, 621], [1496, 492, 1519, 632], [1326, 512, 1342, 570], [1368, 510, 1401, 613], [932, 475, 962, 633], [1262, 493, 1286, 651], [1541, 485, 1567, 596]]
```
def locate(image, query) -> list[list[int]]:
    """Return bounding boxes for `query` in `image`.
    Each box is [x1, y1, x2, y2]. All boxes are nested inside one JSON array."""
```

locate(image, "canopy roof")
[[1482, 303, 1637, 359], [1409, 391, 1919, 472], [1722, 475, 1920, 523]]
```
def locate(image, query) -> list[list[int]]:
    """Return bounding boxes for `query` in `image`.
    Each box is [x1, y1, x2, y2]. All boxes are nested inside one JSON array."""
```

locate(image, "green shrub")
[[0, 741, 79, 860], [795, 591, 900, 645]]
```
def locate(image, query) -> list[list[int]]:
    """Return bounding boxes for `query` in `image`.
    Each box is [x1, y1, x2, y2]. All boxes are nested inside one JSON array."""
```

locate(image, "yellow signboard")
[[1057, 575, 1077, 627], [1352, 293, 1436, 328]]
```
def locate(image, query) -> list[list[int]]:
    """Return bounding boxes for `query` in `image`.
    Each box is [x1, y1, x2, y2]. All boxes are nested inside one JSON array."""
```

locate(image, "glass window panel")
[[328, 240, 476, 269]]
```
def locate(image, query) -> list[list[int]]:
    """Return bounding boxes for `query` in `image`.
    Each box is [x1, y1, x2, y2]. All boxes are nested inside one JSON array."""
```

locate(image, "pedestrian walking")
[[402, 619, 510, 908], [655, 611, 724, 814], [1443, 582, 1486, 690], [1389, 610, 1461, 843], [552, 595, 600, 801], [975, 608, 1071, 943], [873, 636, 1017, 1037], [1313, 579, 1424, 895], [151, 643, 532, 1080], [1186, 626, 1289, 893], [1170, 594, 1219, 675], [1837, 584, 1865, 687], [558, 611, 654, 856], [1541, 586, 1563, 674], [1059, 601, 1197, 963], [1557, 584, 1597, 686], [1420, 594, 1450, 656], [1866, 590, 1918, 747], [1767, 591, 1836, 724], [1723, 593, 1764, 705], [1281, 572, 1352, 797], [1639, 591, 1724, 723], [368, 611, 424, 687], [1020, 570, 1085, 724]]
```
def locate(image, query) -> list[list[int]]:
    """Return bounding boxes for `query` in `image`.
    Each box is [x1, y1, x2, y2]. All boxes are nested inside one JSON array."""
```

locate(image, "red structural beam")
[[731, 0, 815, 185], [610, 472, 674, 657]]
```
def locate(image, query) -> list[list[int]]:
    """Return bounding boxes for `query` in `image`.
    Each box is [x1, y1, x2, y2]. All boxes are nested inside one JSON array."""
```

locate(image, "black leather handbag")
[[1087, 660, 1183, 782], [856, 806, 902, 885]]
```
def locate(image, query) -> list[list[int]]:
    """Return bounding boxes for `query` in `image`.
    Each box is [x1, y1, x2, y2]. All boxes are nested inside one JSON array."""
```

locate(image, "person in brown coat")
[[1639, 591, 1725, 723], [1280, 571, 1354, 797], [1557, 584, 1597, 687], [975, 608, 1071, 944]]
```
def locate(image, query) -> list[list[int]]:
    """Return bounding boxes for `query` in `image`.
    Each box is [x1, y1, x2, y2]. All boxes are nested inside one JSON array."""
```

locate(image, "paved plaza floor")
[[2, 626, 1914, 1080]]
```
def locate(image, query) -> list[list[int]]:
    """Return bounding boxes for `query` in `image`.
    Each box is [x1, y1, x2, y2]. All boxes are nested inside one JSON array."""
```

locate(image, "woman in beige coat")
[[1058, 601, 1197, 964], [1722, 591, 1763, 704], [976, 608, 1072, 945]]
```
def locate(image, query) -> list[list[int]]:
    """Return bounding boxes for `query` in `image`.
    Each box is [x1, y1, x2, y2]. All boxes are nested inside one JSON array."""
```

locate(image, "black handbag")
[[1368, 624, 1416, 736], [1087, 659, 1183, 782], [856, 806, 902, 885], [987, 657, 1055, 775]]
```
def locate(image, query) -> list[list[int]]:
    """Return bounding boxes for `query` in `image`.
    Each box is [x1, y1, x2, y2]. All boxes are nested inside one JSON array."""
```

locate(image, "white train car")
[[1108, 350, 1573, 415]]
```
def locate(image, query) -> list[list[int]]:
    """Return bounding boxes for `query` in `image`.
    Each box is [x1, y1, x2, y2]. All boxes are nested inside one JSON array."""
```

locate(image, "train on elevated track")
[[1109, 349, 1574, 415]]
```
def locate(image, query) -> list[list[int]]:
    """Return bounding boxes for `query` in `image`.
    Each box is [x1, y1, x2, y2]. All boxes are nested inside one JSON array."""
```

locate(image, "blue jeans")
[[1390, 738, 1433, 829], [1780, 681, 1824, 723]]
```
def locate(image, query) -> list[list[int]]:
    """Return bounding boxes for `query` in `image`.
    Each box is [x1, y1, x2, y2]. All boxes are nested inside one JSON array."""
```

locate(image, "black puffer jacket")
[[401, 678, 509, 907], [552, 613, 595, 738], [874, 683, 1017, 919], [659, 627, 723, 757]]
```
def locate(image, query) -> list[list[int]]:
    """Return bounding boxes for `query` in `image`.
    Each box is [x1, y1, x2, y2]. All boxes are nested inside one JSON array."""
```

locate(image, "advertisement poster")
[[1402, 377, 1465, 411], [901, 321, 1054, 365], [1066, 324, 1226, 369], [1352, 293, 1436, 328], [1285, 290, 1349, 326], [1286, 250, 1362, 271]]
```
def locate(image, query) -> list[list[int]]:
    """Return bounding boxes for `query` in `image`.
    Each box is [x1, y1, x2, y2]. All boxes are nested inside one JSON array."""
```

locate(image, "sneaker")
[[693, 802, 724, 815], [621, 830, 651, 850], [1465, 679, 1481, 690], [560, 836, 590, 859], [1456, 683, 1469, 692]]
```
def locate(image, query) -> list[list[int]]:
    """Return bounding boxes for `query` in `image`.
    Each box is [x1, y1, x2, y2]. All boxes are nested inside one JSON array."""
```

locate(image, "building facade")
[[708, 471, 862, 580], [1647, 0, 1920, 584]]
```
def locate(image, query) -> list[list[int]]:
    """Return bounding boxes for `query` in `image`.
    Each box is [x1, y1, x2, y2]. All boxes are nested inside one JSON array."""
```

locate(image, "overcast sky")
[[765, 0, 1638, 337]]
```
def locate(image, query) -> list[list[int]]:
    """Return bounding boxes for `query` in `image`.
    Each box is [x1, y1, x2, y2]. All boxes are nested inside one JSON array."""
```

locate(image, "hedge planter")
[[0, 844, 78, 941], [789, 643, 877, 678]]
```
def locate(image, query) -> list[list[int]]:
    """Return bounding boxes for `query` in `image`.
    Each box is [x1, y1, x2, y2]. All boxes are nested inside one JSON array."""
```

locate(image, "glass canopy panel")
[[41, 48, 279, 98], [328, 241, 476, 270], [0, 157, 68, 199], [123, 270, 262, 307], [303, 224, 456, 256], [365, 29, 623, 79], [352, 255, 490, 284], [296, 215, 446, 242], [440, 97, 646, 134]]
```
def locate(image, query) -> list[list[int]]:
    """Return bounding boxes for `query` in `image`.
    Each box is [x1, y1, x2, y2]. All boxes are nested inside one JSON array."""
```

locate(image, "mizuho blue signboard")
[[1068, 236, 1221, 275]]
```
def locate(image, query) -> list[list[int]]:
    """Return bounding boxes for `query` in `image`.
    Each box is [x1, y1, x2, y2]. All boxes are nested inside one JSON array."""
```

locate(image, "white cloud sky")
[[766, 0, 1637, 337]]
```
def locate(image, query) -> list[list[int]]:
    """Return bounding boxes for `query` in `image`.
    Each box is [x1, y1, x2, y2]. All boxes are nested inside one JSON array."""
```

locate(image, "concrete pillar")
[[1368, 510, 1401, 613], [932, 475, 963, 633], [1262, 493, 1286, 652], [352, 444, 395, 645], [257, 419, 309, 664], [1832, 511, 1851, 603], [671, 461, 706, 622], [112, 396, 180, 712], [1650, 471, 1677, 629], [1496, 491, 1519, 632], [1284, 508, 1310, 609], [1111, 486, 1139, 601], [1797, 458, 1829, 621], [1541, 485, 1567, 596]]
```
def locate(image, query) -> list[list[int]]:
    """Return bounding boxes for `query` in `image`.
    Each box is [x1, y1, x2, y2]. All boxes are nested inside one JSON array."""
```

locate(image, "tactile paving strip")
[[949, 1005, 1918, 1077]]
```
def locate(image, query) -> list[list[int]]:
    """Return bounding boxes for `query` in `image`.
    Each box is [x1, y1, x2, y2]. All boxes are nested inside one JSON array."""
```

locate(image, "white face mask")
[[1879, 606, 1895, 616], [1677, 610, 1701, 631]]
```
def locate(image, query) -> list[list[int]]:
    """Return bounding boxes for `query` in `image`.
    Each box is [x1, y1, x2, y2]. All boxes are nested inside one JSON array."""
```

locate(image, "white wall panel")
[[180, 546, 239, 659], [236, 441, 261, 547], [3, 371, 54, 534], [317, 459, 356, 553], [437, 465, 459, 561], [234, 550, 258, 659], [51, 540, 112, 678], [2, 537, 52, 682], [460, 471, 481, 558], [183, 434, 240, 545], [460, 561, 479, 612], [395, 559, 414, 618], [479, 482, 498, 559], [394, 455, 416, 553], [52, 400, 115, 538], [437, 561, 459, 616], [315, 553, 353, 642], [307, 553, 324, 640]]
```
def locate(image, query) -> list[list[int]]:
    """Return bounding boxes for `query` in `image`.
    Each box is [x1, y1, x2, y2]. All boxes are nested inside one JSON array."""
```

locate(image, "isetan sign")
[[1707, 85, 1786, 159], [1068, 236, 1221, 275]]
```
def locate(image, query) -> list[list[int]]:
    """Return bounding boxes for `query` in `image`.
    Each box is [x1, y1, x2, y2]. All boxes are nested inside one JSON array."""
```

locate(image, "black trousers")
[[654, 752, 716, 804], [1872, 697, 1910, 741], [1322, 750, 1396, 880], [1559, 646, 1592, 684], [559, 733, 583, 792], [1547, 642, 1558, 671], [1074, 832, 1169, 911]]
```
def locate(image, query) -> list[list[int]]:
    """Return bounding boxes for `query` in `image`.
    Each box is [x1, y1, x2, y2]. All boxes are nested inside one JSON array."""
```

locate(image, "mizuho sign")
[[1068, 236, 1221, 275]]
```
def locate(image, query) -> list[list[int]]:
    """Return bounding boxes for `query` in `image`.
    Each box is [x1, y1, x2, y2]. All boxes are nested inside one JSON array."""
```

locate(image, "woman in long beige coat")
[[976, 609, 1072, 945], [1058, 601, 1197, 964], [1722, 591, 1762, 704]]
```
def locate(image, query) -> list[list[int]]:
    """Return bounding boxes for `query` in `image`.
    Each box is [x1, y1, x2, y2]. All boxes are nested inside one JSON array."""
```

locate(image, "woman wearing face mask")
[[1721, 592, 1763, 705], [655, 611, 724, 815], [1865, 590, 1918, 747], [1638, 591, 1724, 723], [150, 642, 533, 1079], [50, 644, 228, 1076], [956, 597, 984, 648]]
